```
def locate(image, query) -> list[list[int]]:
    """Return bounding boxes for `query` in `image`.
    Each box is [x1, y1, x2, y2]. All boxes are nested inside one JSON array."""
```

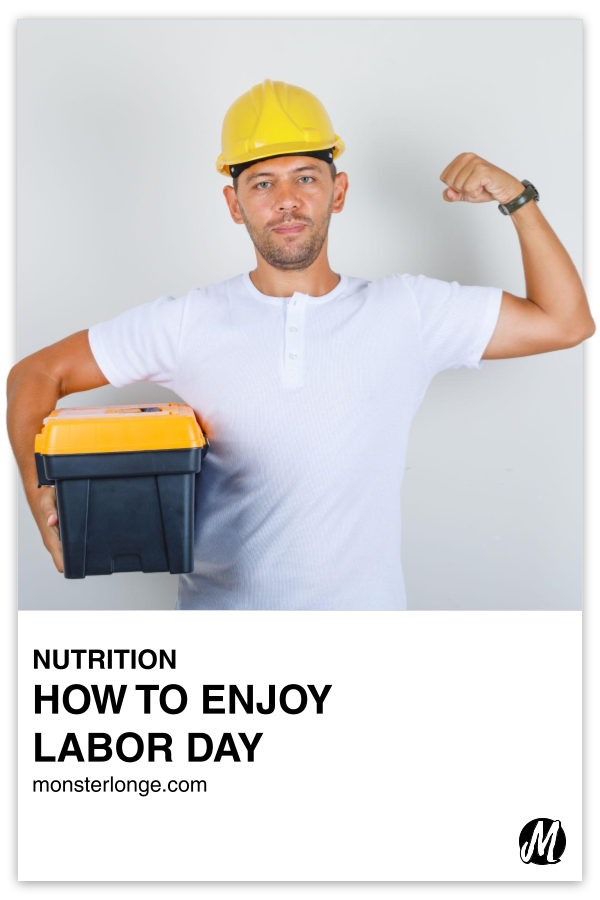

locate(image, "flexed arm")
[[439, 152, 595, 358]]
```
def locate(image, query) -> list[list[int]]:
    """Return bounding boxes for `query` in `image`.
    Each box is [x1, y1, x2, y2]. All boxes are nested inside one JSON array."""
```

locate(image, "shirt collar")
[[242, 271, 349, 306]]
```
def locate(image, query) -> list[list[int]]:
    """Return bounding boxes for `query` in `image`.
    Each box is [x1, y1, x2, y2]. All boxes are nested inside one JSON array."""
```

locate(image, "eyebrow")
[[245, 165, 322, 183]]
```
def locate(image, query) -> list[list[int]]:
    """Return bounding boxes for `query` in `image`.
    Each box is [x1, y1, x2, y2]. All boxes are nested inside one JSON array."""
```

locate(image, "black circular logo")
[[519, 819, 566, 865]]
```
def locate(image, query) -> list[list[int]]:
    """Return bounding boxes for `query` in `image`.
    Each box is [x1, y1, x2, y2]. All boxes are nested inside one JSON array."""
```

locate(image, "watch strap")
[[498, 180, 540, 216]]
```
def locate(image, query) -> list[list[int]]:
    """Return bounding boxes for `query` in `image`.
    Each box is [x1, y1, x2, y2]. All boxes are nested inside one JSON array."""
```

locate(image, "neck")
[[249, 257, 340, 299]]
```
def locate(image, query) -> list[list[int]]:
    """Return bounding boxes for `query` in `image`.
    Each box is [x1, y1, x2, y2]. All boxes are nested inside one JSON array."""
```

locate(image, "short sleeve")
[[402, 273, 503, 376], [87, 292, 188, 389]]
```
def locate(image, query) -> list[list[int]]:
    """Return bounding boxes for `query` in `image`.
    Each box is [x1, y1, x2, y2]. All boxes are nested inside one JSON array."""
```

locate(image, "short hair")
[[233, 160, 337, 194]]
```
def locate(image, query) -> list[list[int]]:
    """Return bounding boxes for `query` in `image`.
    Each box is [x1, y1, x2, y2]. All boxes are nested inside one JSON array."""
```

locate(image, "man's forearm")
[[509, 196, 592, 335], [7, 365, 61, 503]]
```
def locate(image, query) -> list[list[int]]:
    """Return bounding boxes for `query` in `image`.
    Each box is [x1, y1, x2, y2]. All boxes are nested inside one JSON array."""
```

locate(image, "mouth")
[[272, 223, 306, 234]]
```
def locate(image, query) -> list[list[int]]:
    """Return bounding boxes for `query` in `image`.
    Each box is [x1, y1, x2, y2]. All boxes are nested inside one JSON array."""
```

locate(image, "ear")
[[223, 185, 245, 224], [332, 172, 349, 214]]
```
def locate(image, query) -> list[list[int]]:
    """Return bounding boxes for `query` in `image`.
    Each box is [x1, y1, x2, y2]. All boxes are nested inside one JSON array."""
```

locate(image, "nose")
[[274, 181, 300, 210]]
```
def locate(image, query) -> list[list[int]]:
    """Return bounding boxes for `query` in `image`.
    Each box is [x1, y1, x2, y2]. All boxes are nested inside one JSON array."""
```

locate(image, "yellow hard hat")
[[216, 78, 345, 178]]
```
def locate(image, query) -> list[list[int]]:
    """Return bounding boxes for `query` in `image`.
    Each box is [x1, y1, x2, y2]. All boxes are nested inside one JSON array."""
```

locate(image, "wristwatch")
[[498, 180, 540, 216]]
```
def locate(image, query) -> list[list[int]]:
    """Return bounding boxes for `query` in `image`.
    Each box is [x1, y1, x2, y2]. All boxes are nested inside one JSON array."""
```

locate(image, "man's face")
[[225, 155, 344, 271]]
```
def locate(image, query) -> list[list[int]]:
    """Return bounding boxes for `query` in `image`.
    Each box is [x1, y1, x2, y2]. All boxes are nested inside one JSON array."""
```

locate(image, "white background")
[[15, 15, 583, 611], [18, 612, 582, 881]]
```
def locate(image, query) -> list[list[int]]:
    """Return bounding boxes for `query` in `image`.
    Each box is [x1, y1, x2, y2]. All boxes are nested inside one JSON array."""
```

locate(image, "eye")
[[256, 181, 272, 190], [298, 176, 314, 183]]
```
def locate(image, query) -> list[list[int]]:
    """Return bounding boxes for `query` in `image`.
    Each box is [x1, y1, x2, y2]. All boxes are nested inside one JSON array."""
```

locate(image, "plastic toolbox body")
[[35, 403, 208, 579]]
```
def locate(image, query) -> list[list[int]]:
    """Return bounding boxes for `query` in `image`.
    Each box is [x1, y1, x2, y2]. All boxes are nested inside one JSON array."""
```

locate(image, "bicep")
[[27, 330, 109, 397], [482, 291, 566, 360]]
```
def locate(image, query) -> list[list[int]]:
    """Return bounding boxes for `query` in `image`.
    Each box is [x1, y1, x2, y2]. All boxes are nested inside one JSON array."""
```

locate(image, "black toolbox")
[[35, 403, 208, 578]]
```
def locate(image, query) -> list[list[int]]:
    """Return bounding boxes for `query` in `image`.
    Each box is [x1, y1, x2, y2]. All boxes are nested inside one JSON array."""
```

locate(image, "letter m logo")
[[520, 818, 565, 865]]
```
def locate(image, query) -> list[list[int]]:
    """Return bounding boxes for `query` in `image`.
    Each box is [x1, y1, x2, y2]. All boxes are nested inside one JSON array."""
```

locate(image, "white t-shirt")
[[87, 271, 503, 610]]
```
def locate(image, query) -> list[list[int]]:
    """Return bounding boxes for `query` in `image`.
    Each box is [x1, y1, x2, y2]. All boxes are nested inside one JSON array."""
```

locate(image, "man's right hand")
[[7, 329, 108, 576], [30, 485, 64, 574]]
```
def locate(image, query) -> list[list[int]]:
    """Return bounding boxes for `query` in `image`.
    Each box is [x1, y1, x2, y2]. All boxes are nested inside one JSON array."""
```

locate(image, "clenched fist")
[[440, 152, 524, 206]]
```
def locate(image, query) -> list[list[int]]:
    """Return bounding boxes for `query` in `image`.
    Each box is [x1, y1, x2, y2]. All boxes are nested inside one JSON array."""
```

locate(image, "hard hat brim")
[[216, 136, 345, 176]]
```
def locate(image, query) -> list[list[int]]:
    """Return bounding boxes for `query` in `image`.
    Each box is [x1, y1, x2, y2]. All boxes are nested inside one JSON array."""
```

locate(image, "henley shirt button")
[[288, 353, 298, 360], [289, 325, 298, 332]]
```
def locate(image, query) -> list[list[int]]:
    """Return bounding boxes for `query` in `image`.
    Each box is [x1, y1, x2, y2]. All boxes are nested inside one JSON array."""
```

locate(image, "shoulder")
[[364, 272, 428, 297], [384, 273, 468, 320], [181, 275, 245, 328], [361, 273, 425, 319], [377, 272, 451, 295], [190, 273, 246, 296], [185, 273, 253, 305]]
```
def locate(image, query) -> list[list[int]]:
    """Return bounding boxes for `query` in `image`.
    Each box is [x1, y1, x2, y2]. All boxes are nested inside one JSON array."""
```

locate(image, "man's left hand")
[[440, 153, 524, 206]]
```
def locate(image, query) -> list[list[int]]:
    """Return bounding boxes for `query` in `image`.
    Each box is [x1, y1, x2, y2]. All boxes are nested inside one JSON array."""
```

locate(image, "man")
[[7, 78, 595, 610]]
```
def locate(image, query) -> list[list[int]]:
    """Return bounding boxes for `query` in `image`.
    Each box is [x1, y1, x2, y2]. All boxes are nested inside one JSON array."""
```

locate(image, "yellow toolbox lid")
[[35, 403, 207, 455]]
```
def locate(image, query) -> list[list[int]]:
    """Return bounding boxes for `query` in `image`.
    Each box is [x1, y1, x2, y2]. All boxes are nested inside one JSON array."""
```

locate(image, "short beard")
[[238, 193, 334, 271]]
